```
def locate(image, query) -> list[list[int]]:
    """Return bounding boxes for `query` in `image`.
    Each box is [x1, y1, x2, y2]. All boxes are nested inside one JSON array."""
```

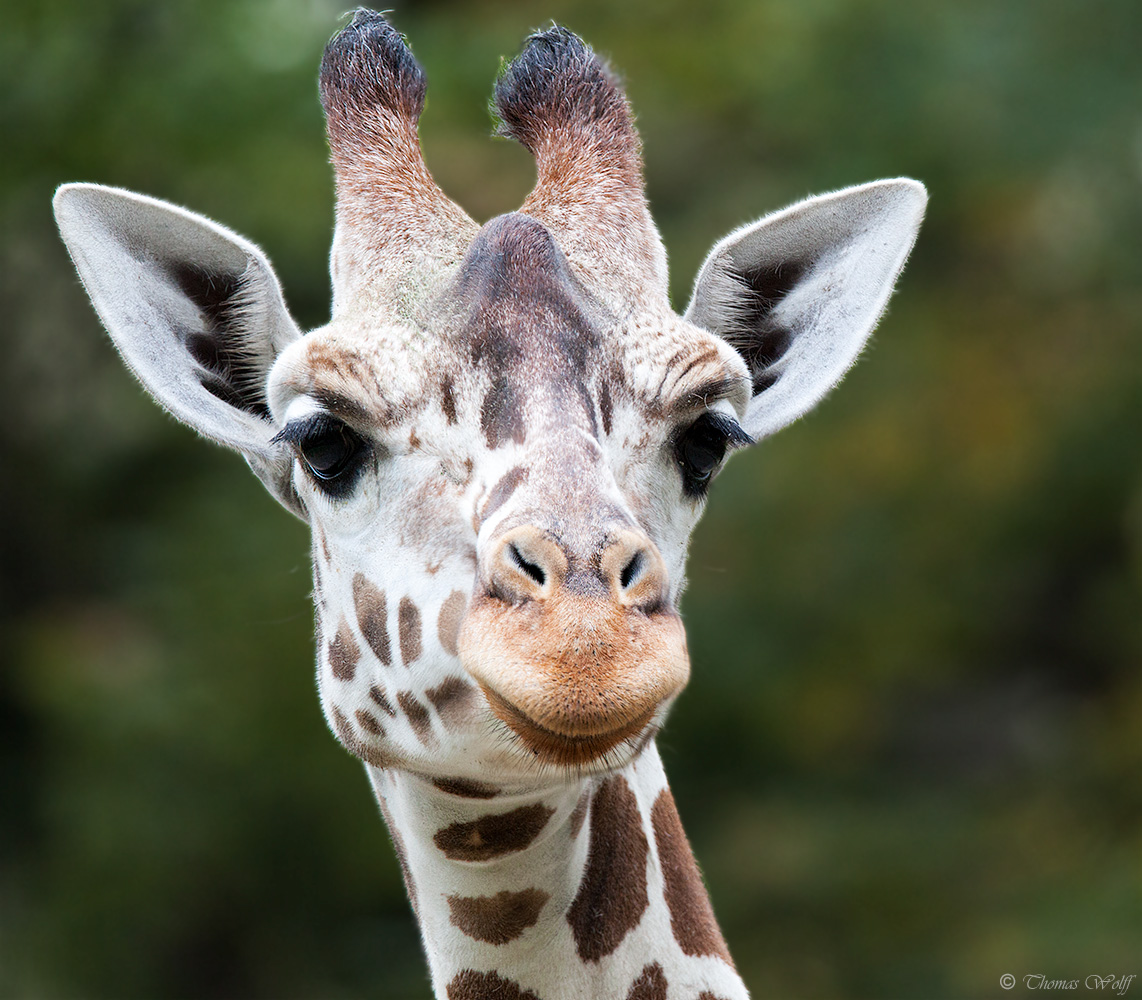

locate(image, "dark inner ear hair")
[[722, 259, 808, 395], [170, 261, 272, 420]]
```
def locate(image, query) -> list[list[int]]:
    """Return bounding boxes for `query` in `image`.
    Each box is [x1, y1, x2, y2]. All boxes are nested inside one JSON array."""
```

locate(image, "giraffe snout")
[[460, 523, 687, 767]]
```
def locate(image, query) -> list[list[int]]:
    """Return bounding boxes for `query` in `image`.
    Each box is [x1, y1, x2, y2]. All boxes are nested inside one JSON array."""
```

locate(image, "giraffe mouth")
[[479, 684, 658, 767], [457, 590, 690, 768]]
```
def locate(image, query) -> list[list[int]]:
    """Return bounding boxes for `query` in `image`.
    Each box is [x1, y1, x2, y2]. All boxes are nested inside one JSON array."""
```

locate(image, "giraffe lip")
[[479, 684, 656, 767]]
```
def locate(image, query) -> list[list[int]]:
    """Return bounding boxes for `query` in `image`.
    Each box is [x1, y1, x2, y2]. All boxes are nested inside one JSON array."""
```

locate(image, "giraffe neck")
[[367, 746, 748, 1000]]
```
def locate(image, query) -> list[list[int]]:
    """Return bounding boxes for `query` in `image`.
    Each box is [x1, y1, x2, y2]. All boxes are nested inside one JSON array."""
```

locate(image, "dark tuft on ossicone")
[[320, 8, 426, 124], [493, 25, 627, 152]]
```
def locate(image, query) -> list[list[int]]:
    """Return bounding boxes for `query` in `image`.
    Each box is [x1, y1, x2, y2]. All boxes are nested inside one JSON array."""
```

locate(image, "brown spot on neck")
[[434, 803, 555, 862], [566, 775, 649, 961], [625, 963, 667, 1000], [446, 970, 542, 1000], [431, 777, 500, 799], [651, 788, 733, 964], [447, 888, 549, 945]]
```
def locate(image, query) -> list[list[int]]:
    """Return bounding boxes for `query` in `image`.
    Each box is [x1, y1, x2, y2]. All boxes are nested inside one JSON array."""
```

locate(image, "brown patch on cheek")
[[625, 963, 667, 1000], [697, 994, 732, 1000], [354, 709, 384, 735], [398, 597, 422, 665], [425, 676, 477, 727], [446, 970, 542, 1000], [352, 574, 391, 666], [431, 777, 501, 799], [369, 685, 397, 716], [396, 691, 433, 744], [436, 590, 468, 656], [651, 788, 733, 964], [330, 706, 390, 767], [566, 776, 649, 961], [328, 619, 360, 681], [434, 804, 555, 862], [446, 888, 549, 945]]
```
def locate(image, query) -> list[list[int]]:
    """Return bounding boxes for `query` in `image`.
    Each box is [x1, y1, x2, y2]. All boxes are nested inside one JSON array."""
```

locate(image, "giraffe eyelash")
[[673, 412, 753, 497]]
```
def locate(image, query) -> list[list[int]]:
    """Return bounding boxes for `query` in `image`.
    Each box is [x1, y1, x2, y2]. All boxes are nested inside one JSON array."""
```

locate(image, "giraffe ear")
[[53, 183, 304, 516], [684, 178, 926, 440]]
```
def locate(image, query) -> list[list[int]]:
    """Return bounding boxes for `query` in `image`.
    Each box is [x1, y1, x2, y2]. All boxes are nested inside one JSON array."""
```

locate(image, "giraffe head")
[[53, 12, 925, 785]]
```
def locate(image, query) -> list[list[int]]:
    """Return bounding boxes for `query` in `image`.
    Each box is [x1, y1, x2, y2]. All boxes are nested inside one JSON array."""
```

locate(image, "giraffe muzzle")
[[458, 525, 690, 766]]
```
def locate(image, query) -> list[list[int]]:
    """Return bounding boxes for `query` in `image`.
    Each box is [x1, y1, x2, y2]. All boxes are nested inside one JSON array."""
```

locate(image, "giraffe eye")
[[273, 415, 368, 497], [301, 424, 362, 479], [674, 412, 752, 497]]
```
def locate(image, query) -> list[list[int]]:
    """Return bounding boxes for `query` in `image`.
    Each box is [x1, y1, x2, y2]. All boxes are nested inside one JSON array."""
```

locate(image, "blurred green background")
[[3, 0, 1140, 997]]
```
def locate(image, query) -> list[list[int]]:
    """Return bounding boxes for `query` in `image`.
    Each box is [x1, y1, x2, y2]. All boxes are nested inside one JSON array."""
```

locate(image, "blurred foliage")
[[2, 0, 1140, 997]]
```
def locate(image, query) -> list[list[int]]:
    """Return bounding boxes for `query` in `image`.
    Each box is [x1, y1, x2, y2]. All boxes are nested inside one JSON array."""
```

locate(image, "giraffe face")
[[54, 11, 924, 791], [267, 212, 752, 780]]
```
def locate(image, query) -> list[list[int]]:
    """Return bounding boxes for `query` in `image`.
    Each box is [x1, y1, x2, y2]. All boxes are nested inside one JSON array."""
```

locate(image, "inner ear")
[[721, 259, 808, 393], [170, 260, 274, 420], [685, 178, 927, 440]]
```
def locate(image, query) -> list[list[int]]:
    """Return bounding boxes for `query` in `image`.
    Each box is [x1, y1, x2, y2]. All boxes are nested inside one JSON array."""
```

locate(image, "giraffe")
[[52, 11, 925, 999]]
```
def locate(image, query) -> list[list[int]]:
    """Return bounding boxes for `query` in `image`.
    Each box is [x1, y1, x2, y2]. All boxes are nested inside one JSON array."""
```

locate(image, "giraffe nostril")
[[600, 532, 669, 610], [509, 544, 546, 586], [619, 551, 643, 591]]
